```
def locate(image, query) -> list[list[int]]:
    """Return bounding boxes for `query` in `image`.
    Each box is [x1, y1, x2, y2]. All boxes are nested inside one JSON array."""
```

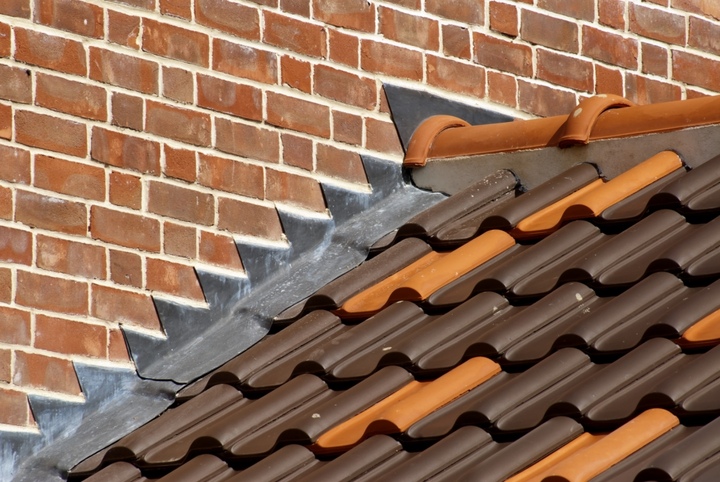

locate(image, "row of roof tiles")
[[70, 96, 720, 482]]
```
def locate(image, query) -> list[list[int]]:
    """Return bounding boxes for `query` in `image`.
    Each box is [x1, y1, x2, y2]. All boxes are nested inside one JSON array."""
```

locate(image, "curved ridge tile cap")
[[337, 230, 515, 318], [558, 94, 636, 147], [513, 151, 683, 238], [404, 115, 471, 167], [314, 357, 500, 452], [507, 409, 679, 482], [409, 95, 720, 163]]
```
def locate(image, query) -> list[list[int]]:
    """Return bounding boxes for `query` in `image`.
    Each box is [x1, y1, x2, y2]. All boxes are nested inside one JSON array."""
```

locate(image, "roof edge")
[[404, 95, 720, 166]]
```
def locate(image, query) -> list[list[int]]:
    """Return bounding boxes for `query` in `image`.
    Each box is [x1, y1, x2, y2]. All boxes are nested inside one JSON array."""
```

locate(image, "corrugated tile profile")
[[69, 97, 720, 482]]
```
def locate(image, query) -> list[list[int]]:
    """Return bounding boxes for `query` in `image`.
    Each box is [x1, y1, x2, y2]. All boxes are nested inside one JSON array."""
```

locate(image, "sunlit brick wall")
[[1, 0, 719, 430]]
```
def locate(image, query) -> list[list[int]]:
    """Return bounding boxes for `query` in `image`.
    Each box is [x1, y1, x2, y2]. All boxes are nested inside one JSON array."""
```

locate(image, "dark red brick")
[[92, 127, 160, 174], [15, 27, 86, 75], [365, 118, 403, 157], [213, 39, 278, 84], [146, 100, 211, 147], [90, 206, 160, 252], [333, 111, 363, 146], [313, 0, 375, 32], [35, 73, 107, 121], [146, 258, 204, 300], [266, 169, 325, 212], [281, 56, 312, 93], [537, 48, 594, 92], [426, 0, 483, 24], [473, 32, 532, 76], [282, 134, 314, 170], [215, 118, 280, 163], [217, 198, 283, 240], [0, 64, 31, 103], [109, 171, 142, 209], [0, 0, 30, 18], [16, 270, 88, 316], [35, 315, 106, 358], [34, 0, 103, 38], [0, 226, 31, 265], [442, 24, 471, 59], [315, 65, 377, 109], [489, 1, 518, 37], [15, 110, 86, 156], [112, 92, 143, 131], [91, 284, 161, 331], [625, 73, 682, 104], [164, 222, 196, 259], [108, 10, 140, 48], [36, 235, 106, 279], [13, 351, 81, 394], [198, 153, 264, 198], [379, 7, 439, 50], [316, 144, 367, 184], [196, 0, 260, 39], [16, 189, 87, 235], [90, 47, 158, 94], [0, 307, 31, 345], [518, 80, 577, 117], [148, 181, 214, 225], [521, 10, 578, 52], [0, 145, 30, 184], [34, 154, 105, 201], [538, 0, 594, 21], [267, 92, 331, 138], [162, 66, 194, 104], [427, 55, 486, 98], [595, 64, 624, 96], [361, 40, 424, 81], [328, 28, 359, 67], [689, 16, 720, 56], [582, 26, 639, 69], [263, 11, 326, 58], [629, 3, 686, 45], [109, 249, 142, 288], [197, 74, 262, 120], [143, 19, 209, 66], [164, 145, 196, 183], [199, 231, 243, 269], [673, 50, 720, 91]]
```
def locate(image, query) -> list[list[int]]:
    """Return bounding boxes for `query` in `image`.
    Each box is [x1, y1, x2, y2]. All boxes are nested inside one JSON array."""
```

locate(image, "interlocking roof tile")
[[70, 94, 720, 482]]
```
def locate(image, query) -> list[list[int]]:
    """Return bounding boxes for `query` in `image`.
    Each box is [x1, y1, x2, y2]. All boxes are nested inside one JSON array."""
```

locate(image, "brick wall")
[[1, 0, 720, 430]]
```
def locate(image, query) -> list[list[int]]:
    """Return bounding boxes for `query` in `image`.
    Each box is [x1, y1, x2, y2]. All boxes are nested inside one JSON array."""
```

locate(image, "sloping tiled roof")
[[70, 96, 720, 481]]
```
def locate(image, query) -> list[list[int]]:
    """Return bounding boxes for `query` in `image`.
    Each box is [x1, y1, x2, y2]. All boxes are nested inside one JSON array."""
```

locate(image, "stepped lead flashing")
[[404, 95, 720, 167]]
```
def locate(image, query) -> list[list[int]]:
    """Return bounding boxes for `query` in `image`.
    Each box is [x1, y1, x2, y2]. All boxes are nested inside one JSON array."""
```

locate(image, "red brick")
[[380, 7, 439, 50], [0, 23, 10, 56], [442, 24, 471, 59], [0, 226, 31, 265], [361, 40, 424, 81], [109, 249, 142, 288], [92, 127, 161, 175], [518, 80, 577, 117], [365, 118, 404, 156], [383, 0, 420, 6], [146, 100, 211, 147], [0, 0, 30, 18], [488, 71, 517, 107], [473, 32, 532, 76], [162, 66, 194, 104], [197, 74, 262, 120], [195, 0, 259, 39], [112, 92, 143, 131], [107, 10, 140, 49], [149, 181, 214, 225], [629, 3, 686, 45], [160, 0, 191, 18], [217, 198, 283, 239], [582, 26, 639, 69], [37, 235, 106, 279], [595, 64, 624, 96], [0, 187, 11, 221], [282, 134, 313, 170], [35, 73, 107, 121], [0, 103, 9, 140], [147, 258, 204, 300], [538, 0, 594, 21], [489, 1, 518, 37], [109, 171, 142, 210], [14, 351, 81, 395], [198, 154, 264, 199], [91, 284, 161, 331], [35, 315, 106, 358], [90, 47, 158, 94], [599, 0, 626, 29], [686, 88, 708, 100], [689, 16, 720, 56], [263, 11, 326, 58], [105, 0, 155, 9], [313, 0, 375, 32], [108, 328, 130, 362], [0, 267, 10, 302], [266, 169, 325, 212], [537, 49, 594, 92], [672, 0, 720, 21], [16, 270, 88, 315], [0, 349, 9, 383], [328, 28, 359, 68], [333, 111, 363, 146], [316, 144, 367, 184], [315, 65, 377, 109], [16, 190, 87, 235], [281, 56, 312, 93], [0, 307, 31, 345], [521, 10, 578, 53], [213, 39, 278, 84], [0, 389, 30, 426], [34, 155, 105, 201], [427, 55, 486, 98], [15, 110, 86, 156], [625, 73, 682, 104], [642, 42, 669, 76], [246, 0, 277, 5], [215, 118, 280, 163], [672, 50, 720, 91], [0, 145, 30, 183], [91, 206, 160, 252], [281, 0, 309, 16], [15, 28, 86, 75], [34, 0, 103, 38], [143, 19, 209, 67], [164, 222, 196, 259], [164, 145, 196, 183], [426, 0, 484, 24], [267, 92, 331, 138], [0, 64, 32, 103], [199, 230, 243, 269]]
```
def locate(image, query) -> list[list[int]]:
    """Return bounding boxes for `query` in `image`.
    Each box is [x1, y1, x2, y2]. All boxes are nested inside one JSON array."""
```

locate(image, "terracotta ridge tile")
[[681, 308, 720, 346], [314, 357, 500, 452], [509, 409, 679, 482], [513, 151, 683, 238], [337, 230, 515, 317]]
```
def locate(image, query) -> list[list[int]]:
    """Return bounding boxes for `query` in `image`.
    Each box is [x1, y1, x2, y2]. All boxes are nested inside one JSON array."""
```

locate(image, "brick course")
[[2, 0, 720, 432]]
